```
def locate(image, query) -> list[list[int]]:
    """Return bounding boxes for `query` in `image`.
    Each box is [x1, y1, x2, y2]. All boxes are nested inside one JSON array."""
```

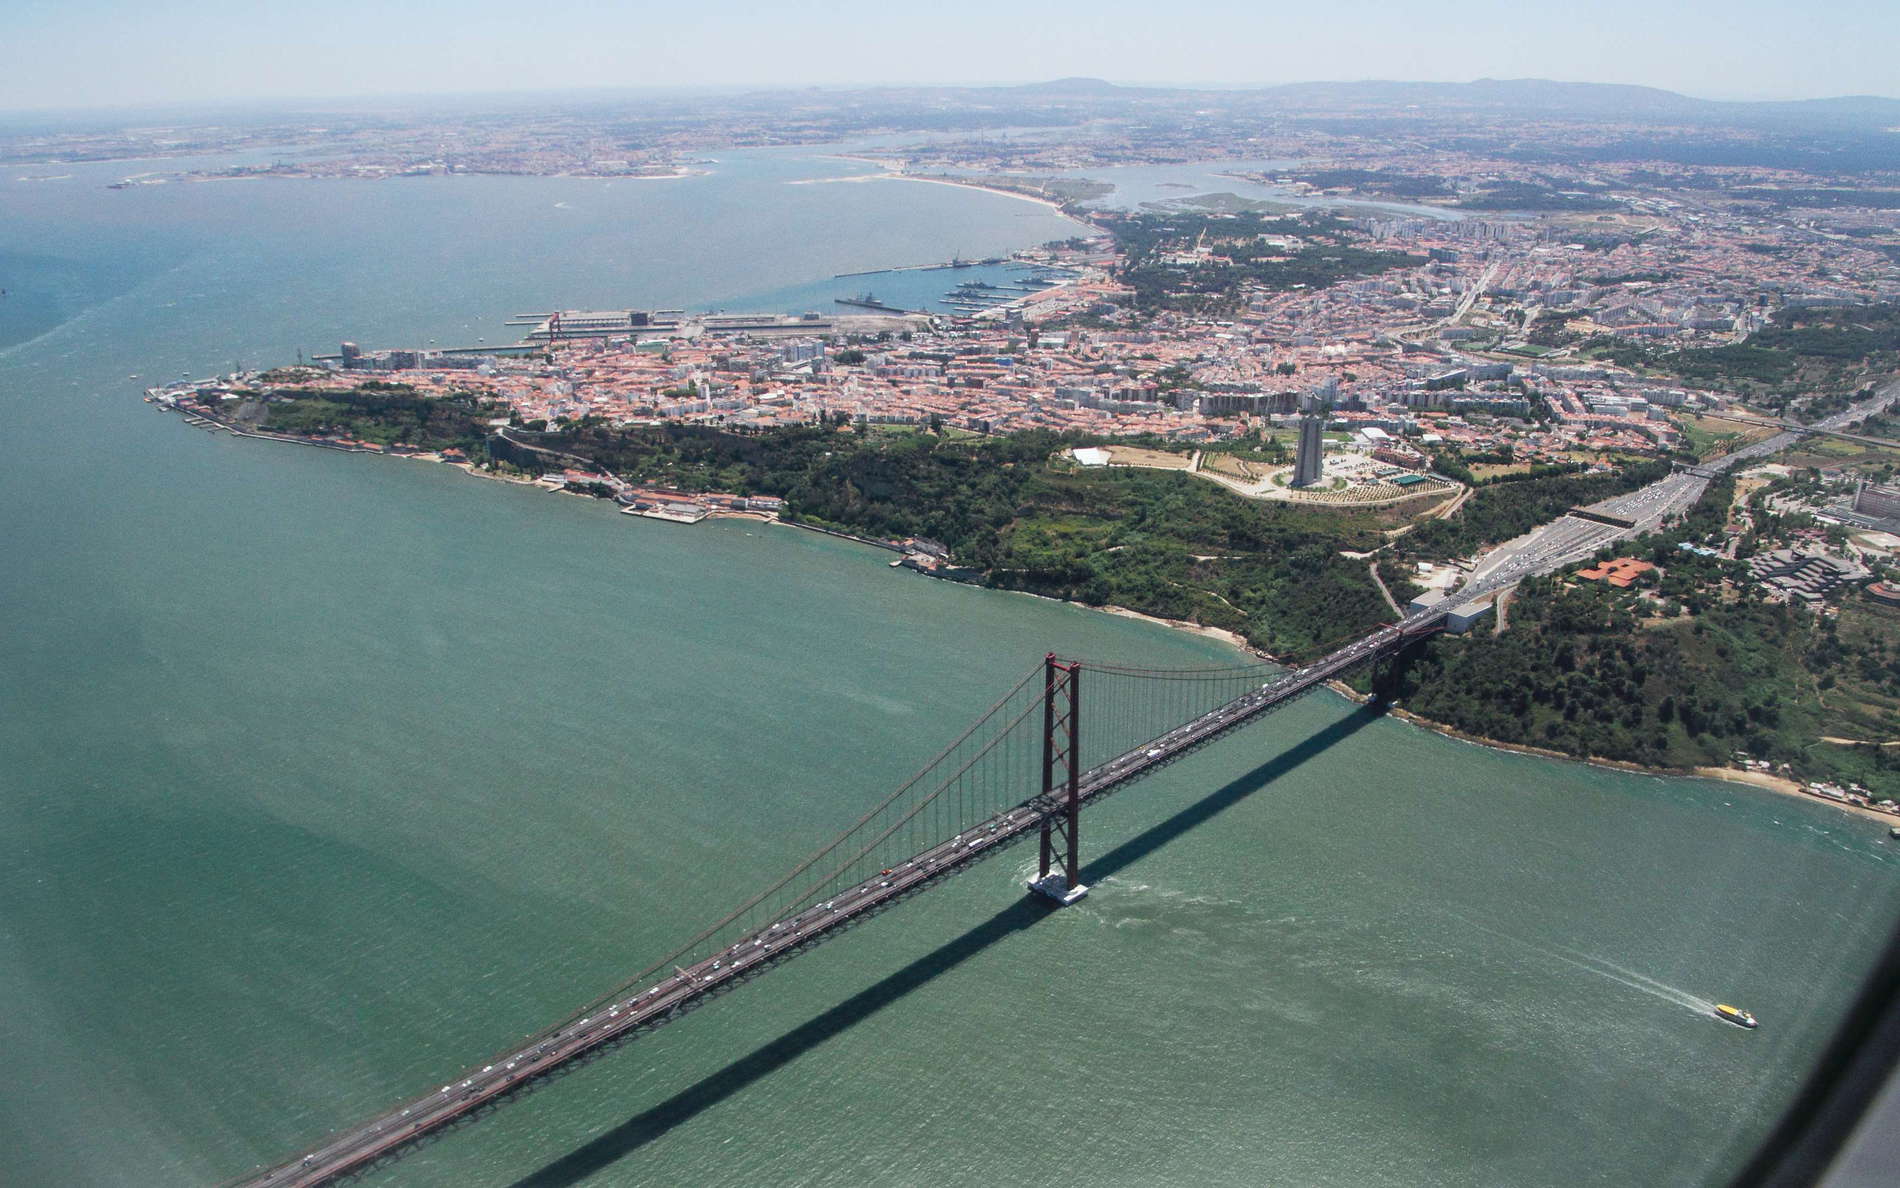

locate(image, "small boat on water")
[[1714, 1004, 1758, 1029], [1889, 825, 1900, 840]]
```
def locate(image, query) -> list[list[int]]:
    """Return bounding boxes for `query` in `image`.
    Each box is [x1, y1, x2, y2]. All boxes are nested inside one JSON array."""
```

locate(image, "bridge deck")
[[238, 618, 1436, 1186]]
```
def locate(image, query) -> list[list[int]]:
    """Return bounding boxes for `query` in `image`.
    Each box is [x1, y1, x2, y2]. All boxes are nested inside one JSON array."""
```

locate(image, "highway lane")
[[1453, 378, 1898, 604], [1696, 375, 1900, 475], [1806, 376, 1900, 434], [1444, 256, 1503, 328]]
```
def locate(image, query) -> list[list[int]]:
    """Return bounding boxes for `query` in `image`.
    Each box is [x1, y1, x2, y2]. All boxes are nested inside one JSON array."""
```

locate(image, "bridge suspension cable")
[[231, 625, 1428, 1188], [447, 651, 1310, 1068]]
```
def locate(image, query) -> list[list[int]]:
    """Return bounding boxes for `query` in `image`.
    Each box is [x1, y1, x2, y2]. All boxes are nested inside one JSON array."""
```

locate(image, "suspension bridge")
[[237, 608, 1449, 1187], [224, 375, 1898, 1187]]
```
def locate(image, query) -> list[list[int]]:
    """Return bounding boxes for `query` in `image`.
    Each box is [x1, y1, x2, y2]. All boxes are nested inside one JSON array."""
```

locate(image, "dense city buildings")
[[65, 77, 1893, 488], [152, 179, 1900, 479]]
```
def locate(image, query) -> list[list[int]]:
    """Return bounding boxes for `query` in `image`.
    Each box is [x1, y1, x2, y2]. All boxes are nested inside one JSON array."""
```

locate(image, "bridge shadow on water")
[[1080, 700, 1384, 885], [510, 701, 1387, 1187]]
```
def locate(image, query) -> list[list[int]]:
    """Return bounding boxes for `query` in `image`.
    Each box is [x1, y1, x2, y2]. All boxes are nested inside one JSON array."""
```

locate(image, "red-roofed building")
[[1577, 557, 1657, 588]]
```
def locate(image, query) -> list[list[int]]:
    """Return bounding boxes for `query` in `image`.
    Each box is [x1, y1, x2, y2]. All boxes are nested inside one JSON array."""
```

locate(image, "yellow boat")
[[1714, 1004, 1758, 1029]]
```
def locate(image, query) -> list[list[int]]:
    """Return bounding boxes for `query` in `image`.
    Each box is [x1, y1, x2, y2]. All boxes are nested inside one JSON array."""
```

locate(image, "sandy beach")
[[790, 169, 1083, 218], [1095, 604, 1263, 657], [890, 173, 1079, 216], [1336, 694, 1900, 829], [1089, 601, 1896, 830], [591, 167, 704, 182]]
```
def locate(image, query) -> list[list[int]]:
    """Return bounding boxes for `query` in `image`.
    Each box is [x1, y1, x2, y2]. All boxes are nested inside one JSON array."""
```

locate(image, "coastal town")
[[15, 32, 1900, 1188], [134, 82, 1900, 825], [150, 159, 1900, 512]]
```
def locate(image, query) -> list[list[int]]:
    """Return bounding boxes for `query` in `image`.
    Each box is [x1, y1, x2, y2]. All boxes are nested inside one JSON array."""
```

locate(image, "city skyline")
[[3, 0, 1898, 112]]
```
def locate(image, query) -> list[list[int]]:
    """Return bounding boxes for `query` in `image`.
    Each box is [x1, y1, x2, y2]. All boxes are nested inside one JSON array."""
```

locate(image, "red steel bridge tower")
[[1029, 653, 1088, 905]]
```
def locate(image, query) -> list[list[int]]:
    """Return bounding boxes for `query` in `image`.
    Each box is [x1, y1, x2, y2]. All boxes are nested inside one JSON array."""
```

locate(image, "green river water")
[[0, 147, 1895, 1187]]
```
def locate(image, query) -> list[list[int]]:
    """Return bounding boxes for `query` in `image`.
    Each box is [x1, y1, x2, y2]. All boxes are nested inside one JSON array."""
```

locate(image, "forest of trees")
[[1397, 461, 1672, 561], [1375, 475, 1900, 796], [1379, 576, 1807, 769], [1105, 211, 1425, 315], [1728, 188, 1900, 210], [483, 419, 1395, 658], [256, 383, 503, 457], [1376, 574, 1899, 797], [1289, 169, 1452, 198], [1591, 302, 1900, 397], [1452, 181, 1621, 212]]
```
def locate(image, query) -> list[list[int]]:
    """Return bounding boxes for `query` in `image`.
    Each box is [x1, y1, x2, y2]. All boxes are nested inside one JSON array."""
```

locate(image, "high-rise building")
[[1292, 397, 1325, 488], [1855, 479, 1900, 523]]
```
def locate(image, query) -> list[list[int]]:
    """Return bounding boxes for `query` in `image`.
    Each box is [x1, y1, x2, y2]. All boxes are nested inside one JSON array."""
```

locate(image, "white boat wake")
[[1546, 944, 1718, 1015], [1447, 911, 1719, 1017]]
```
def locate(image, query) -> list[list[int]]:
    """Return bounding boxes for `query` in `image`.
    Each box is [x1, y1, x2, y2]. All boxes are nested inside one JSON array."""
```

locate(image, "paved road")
[[1698, 376, 1900, 475], [1691, 409, 1900, 452], [1455, 470, 1708, 598], [1456, 379, 1900, 601], [1444, 256, 1503, 328]]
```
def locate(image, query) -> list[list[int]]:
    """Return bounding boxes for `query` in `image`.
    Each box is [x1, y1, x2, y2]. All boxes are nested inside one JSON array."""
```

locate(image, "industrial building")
[[1855, 480, 1900, 523], [1745, 549, 1872, 607]]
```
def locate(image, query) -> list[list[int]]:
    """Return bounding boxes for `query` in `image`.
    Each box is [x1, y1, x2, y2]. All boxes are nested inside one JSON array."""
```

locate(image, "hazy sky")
[[3, 0, 1896, 112]]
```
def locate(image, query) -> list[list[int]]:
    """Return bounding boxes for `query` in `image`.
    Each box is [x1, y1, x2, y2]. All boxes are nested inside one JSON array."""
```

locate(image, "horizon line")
[[4, 75, 1897, 121]]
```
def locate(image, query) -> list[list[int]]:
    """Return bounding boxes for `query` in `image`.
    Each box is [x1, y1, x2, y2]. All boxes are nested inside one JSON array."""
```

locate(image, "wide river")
[[1, 148, 1896, 1187]]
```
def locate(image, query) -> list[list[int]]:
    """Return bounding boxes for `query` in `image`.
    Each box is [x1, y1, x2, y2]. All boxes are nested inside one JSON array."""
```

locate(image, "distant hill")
[[989, 76, 1900, 127], [1257, 78, 1708, 118], [1753, 93, 1900, 122], [1010, 77, 1126, 96]]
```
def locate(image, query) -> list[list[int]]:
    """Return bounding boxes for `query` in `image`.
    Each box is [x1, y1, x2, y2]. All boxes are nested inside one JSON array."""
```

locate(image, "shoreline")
[[1325, 687, 1900, 828], [154, 404, 1899, 833], [1059, 593, 1896, 830], [172, 166, 707, 186], [791, 169, 1086, 221], [889, 174, 1080, 218], [1092, 605, 1265, 660], [578, 167, 707, 182]]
